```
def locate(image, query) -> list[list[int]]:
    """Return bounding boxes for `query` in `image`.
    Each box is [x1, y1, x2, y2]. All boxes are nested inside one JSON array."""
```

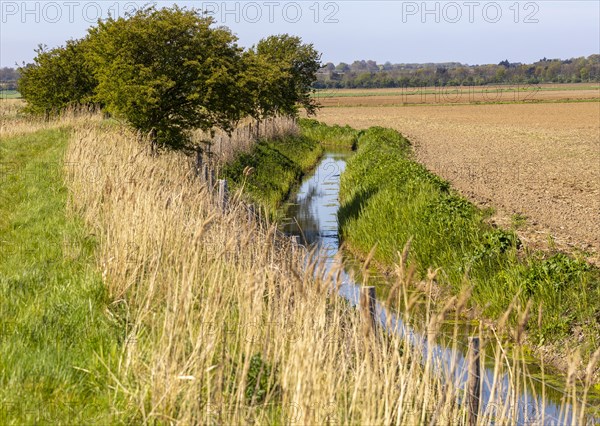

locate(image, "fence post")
[[467, 336, 481, 426], [195, 147, 202, 177], [201, 163, 208, 184], [218, 179, 229, 213], [360, 286, 377, 334], [209, 168, 215, 190]]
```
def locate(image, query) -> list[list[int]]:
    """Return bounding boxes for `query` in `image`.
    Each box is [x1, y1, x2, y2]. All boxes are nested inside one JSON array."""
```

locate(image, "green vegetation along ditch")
[[221, 125, 328, 215], [221, 119, 361, 216], [0, 129, 127, 423], [331, 122, 599, 362]]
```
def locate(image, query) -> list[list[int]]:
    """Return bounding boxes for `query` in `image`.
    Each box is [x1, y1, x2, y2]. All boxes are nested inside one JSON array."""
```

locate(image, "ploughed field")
[[314, 83, 600, 106], [316, 98, 600, 262]]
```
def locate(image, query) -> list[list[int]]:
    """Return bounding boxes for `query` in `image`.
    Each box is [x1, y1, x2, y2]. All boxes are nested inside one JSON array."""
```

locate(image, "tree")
[[0, 68, 19, 90], [85, 6, 245, 149], [238, 49, 287, 132], [335, 63, 350, 72], [350, 60, 367, 72], [18, 40, 96, 116], [254, 34, 321, 117], [0, 67, 19, 82]]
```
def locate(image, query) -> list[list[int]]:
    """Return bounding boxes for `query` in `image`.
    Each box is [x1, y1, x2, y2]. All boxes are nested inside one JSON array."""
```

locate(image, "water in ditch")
[[280, 149, 599, 425]]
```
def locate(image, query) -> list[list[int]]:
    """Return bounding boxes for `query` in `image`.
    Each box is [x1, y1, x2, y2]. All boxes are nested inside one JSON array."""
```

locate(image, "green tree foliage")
[[238, 50, 286, 125], [238, 35, 321, 136], [255, 35, 321, 117], [17, 41, 96, 116], [17, 6, 322, 149], [85, 6, 244, 148]]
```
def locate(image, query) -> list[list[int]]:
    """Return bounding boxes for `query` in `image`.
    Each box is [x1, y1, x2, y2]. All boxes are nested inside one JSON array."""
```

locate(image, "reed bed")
[[0, 99, 104, 138]]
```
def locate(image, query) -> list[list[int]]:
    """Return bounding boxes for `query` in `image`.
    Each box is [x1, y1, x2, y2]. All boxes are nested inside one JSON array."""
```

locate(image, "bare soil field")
[[316, 101, 600, 262], [316, 83, 600, 107]]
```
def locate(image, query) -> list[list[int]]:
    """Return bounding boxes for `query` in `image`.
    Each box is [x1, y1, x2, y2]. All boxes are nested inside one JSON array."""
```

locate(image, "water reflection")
[[281, 150, 347, 251]]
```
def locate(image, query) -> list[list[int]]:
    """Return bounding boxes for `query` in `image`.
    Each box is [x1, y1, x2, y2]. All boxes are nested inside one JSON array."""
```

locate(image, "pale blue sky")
[[1, 1, 598, 67]]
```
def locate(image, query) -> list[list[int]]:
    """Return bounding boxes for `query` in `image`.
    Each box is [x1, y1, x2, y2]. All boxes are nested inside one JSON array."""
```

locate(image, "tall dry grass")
[[63, 119, 598, 424], [190, 116, 299, 164], [0, 99, 104, 138]]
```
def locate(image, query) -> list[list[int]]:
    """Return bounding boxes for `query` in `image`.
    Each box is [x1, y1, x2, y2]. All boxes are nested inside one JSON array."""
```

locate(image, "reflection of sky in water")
[[281, 151, 598, 424], [282, 153, 346, 252]]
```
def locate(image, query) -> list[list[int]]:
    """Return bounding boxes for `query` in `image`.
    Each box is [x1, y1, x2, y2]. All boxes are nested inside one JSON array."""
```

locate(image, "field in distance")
[[314, 83, 600, 106], [316, 96, 600, 263], [0, 90, 21, 99]]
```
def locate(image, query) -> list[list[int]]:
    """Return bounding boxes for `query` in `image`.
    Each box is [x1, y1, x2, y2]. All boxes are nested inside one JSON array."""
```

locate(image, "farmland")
[[316, 92, 600, 264], [314, 83, 600, 106]]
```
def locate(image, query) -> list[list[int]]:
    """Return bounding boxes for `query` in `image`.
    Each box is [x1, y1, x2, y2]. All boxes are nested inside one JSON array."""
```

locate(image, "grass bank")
[[299, 118, 358, 148], [220, 119, 358, 216], [0, 128, 124, 424], [221, 129, 323, 214], [335, 123, 600, 368]]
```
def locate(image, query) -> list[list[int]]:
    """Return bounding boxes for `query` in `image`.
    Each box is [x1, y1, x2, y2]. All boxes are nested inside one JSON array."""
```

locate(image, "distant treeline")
[[0, 67, 19, 90], [315, 55, 600, 88]]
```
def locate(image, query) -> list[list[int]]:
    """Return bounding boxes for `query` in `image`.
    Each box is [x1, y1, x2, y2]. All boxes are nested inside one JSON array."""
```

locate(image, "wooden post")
[[467, 336, 481, 426], [209, 168, 215, 189], [195, 148, 202, 177], [202, 163, 208, 184], [360, 286, 377, 333], [218, 179, 229, 213]]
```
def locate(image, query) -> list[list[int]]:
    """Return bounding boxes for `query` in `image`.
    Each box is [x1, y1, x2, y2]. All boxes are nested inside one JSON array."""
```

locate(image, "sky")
[[1, 1, 599, 68]]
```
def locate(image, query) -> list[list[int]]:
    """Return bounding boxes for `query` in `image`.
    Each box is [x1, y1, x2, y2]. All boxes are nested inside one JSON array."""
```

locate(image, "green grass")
[[0, 90, 21, 99], [0, 129, 125, 424], [221, 133, 323, 215], [299, 118, 358, 148], [337, 124, 600, 357]]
